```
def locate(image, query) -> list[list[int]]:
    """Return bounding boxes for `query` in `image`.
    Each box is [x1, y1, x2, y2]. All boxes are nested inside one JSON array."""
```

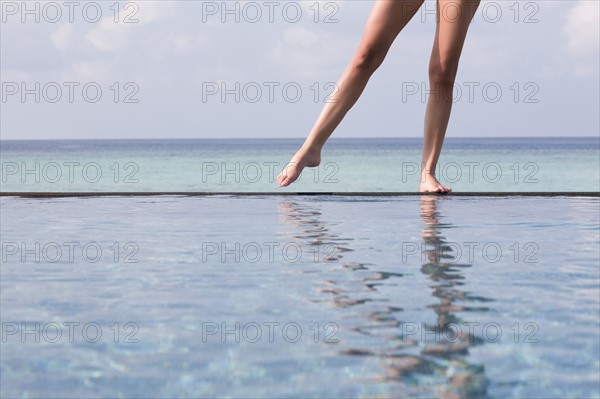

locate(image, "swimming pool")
[[1, 195, 599, 398]]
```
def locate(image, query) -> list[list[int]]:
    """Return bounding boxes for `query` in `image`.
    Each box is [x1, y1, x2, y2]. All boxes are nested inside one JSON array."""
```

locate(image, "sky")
[[0, 0, 599, 140]]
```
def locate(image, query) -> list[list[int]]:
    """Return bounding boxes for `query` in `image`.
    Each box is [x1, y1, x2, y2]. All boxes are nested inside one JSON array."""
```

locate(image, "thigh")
[[359, 0, 425, 52], [432, 0, 480, 66]]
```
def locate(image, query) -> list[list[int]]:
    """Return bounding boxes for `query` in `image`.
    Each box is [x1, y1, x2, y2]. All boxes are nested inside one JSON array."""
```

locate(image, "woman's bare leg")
[[278, 0, 424, 187], [420, 0, 480, 193]]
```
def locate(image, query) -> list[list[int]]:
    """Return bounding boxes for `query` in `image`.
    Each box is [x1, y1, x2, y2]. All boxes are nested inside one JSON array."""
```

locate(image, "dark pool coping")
[[1, 192, 598, 198]]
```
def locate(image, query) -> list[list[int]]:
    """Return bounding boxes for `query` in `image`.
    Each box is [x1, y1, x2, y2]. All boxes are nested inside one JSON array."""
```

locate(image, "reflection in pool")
[[277, 196, 492, 398], [1, 195, 598, 398]]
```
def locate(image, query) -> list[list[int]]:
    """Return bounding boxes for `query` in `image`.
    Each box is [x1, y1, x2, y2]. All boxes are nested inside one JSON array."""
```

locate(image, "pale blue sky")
[[1, 0, 598, 140]]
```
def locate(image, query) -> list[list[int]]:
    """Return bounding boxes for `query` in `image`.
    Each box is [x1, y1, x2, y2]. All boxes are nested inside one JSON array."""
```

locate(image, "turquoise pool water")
[[1, 195, 598, 398]]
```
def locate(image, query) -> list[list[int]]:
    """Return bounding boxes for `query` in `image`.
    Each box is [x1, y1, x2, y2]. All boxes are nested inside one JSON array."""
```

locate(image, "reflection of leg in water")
[[419, 195, 489, 398], [277, 199, 352, 264], [277, 199, 382, 312], [277, 197, 490, 397]]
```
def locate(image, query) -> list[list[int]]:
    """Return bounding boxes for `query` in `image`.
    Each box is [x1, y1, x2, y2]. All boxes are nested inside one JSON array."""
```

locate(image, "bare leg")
[[420, 0, 480, 193], [278, 0, 424, 187]]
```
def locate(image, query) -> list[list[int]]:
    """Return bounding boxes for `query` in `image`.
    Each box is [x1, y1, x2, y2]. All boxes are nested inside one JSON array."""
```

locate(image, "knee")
[[352, 44, 387, 74], [428, 59, 459, 87]]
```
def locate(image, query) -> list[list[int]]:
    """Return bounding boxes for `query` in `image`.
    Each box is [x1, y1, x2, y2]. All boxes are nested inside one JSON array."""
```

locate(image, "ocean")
[[1, 137, 599, 192]]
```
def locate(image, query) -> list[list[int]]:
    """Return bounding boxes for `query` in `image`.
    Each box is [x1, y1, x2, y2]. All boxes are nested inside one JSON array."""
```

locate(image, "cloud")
[[85, 2, 173, 51], [1, 1, 598, 139], [564, 1, 600, 57], [174, 35, 193, 53], [171, 34, 209, 54], [50, 24, 73, 51], [284, 27, 320, 48], [63, 60, 116, 82]]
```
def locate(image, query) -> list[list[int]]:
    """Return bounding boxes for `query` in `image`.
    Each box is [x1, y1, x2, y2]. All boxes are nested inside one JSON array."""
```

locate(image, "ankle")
[[420, 172, 439, 184], [301, 142, 323, 154]]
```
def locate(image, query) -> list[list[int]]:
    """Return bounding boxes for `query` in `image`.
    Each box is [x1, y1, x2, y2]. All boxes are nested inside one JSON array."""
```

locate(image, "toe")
[[277, 172, 288, 186]]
